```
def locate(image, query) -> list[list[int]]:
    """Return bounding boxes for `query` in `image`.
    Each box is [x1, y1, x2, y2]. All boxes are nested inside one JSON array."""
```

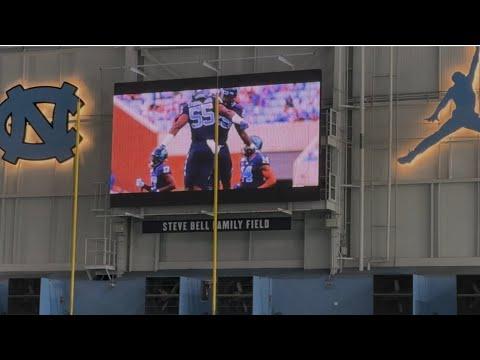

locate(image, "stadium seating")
[[115, 83, 320, 130]]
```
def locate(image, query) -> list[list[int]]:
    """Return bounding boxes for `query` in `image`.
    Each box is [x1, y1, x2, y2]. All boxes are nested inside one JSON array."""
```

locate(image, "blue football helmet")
[[152, 146, 168, 165], [244, 135, 263, 156], [221, 88, 238, 106], [250, 135, 263, 150], [192, 89, 211, 101]]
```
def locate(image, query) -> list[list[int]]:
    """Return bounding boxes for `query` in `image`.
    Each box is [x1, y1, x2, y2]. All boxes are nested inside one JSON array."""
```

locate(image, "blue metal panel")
[[39, 278, 51, 315], [73, 278, 146, 315], [0, 280, 8, 315], [40, 278, 67, 315], [271, 275, 373, 315], [50, 279, 67, 315], [413, 274, 457, 315], [253, 276, 272, 315], [179, 277, 210, 315]]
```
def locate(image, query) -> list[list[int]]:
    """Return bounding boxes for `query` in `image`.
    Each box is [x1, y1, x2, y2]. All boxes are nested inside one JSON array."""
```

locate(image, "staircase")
[[84, 182, 125, 282]]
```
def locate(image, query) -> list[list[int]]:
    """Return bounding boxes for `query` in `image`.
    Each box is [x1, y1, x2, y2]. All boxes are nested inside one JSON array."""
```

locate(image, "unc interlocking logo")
[[0, 82, 83, 164]]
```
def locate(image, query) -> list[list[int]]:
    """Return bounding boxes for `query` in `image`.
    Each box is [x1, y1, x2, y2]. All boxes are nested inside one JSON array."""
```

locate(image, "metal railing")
[[348, 90, 446, 105], [84, 237, 117, 269], [327, 108, 338, 137]]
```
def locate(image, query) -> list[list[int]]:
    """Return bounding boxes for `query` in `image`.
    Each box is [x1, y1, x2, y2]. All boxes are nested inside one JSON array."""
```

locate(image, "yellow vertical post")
[[69, 99, 82, 315], [212, 94, 220, 315]]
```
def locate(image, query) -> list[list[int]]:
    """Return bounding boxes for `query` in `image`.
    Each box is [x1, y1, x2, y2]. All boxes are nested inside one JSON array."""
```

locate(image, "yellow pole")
[[69, 99, 82, 315], [212, 95, 220, 315]]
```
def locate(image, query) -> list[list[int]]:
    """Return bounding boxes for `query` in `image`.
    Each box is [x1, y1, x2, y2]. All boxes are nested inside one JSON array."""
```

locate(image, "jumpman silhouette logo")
[[398, 46, 480, 164]]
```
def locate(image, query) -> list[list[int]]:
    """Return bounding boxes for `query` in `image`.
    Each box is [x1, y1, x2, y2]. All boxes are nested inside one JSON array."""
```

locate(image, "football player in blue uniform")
[[136, 147, 176, 193], [238, 135, 277, 189], [159, 89, 250, 191], [215, 88, 251, 190]]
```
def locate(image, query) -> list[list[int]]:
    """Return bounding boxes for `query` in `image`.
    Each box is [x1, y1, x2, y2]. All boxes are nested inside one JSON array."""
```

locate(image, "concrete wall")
[[0, 45, 478, 278], [349, 46, 480, 269], [0, 47, 124, 273]]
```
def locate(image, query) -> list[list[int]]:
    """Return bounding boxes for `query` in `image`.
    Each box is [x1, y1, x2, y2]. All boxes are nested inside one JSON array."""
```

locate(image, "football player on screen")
[[214, 88, 251, 190], [159, 89, 250, 191], [237, 135, 277, 189], [135, 147, 176, 193]]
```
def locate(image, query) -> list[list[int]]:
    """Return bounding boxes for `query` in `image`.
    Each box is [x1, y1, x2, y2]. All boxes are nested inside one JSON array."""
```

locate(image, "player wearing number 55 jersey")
[[160, 89, 249, 191], [238, 135, 277, 189]]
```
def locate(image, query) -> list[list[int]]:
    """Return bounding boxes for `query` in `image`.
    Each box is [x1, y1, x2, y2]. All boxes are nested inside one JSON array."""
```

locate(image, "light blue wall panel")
[[413, 274, 457, 315], [271, 275, 373, 315], [179, 277, 210, 315], [0, 280, 7, 315], [253, 276, 272, 315], [73, 278, 145, 315]]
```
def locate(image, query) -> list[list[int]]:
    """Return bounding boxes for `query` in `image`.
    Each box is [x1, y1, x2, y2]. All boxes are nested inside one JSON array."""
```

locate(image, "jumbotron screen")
[[110, 70, 322, 207]]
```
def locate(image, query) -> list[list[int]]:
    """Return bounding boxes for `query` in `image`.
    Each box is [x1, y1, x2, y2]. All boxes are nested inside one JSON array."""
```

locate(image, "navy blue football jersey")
[[150, 163, 171, 192], [219, 103, 244, 144], [240, 151, 270, 189], [181, 97, 243, 145], [182, 96, 216, 143]]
